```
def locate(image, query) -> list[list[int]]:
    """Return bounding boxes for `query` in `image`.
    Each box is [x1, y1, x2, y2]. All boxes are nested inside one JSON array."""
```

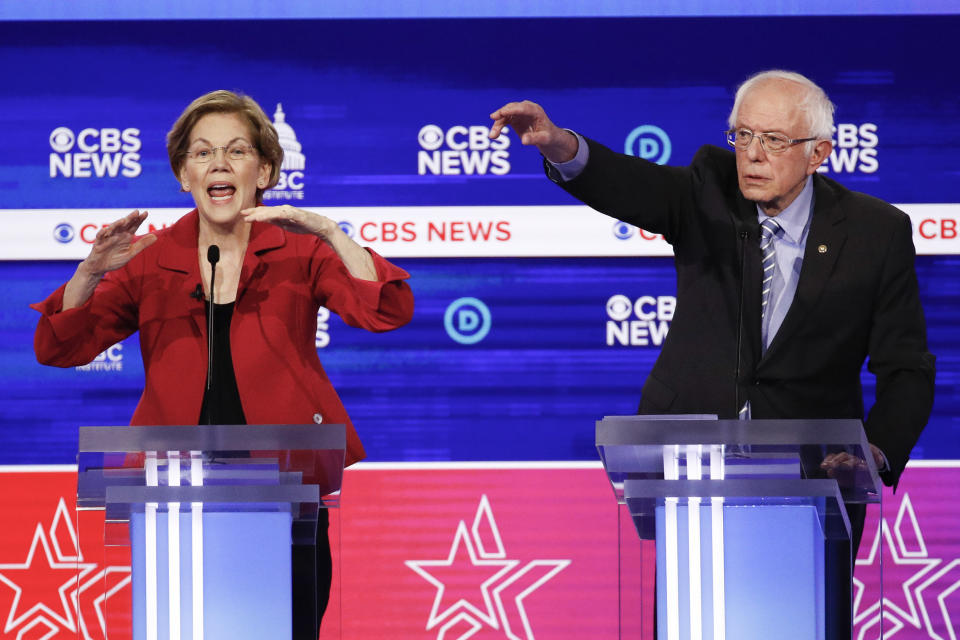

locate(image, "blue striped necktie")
[[760, 217, 782, 327]]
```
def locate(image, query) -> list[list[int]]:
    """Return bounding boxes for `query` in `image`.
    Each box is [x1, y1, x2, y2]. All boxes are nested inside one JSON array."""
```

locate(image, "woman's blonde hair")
[[166, 90, 283, 202]]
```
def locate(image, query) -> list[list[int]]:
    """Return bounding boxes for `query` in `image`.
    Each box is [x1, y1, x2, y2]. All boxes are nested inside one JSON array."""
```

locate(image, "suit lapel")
[[237, 221, 285, 302], [152, 212, 286, 338], [762, 177, 847, 361], [734, 192, 764, 365], [155, 210, 206, 338]]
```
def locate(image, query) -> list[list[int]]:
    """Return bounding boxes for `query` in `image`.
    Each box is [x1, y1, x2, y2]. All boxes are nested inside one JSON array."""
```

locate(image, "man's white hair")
[[728, 70, 835, 143]]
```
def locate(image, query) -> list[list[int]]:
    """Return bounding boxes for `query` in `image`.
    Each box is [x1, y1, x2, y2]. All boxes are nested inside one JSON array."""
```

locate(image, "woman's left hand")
[[240, 204, 377, 280], [240, 205, 338, 239]]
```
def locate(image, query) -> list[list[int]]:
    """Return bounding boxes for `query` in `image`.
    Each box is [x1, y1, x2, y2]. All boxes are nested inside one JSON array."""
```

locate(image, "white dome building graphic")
[[272, 103, 305, 171]]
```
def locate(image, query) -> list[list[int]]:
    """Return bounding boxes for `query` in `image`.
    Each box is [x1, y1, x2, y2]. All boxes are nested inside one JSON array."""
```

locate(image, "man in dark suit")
[[490, 69, 934, 519], [490, 70, 934, 634]]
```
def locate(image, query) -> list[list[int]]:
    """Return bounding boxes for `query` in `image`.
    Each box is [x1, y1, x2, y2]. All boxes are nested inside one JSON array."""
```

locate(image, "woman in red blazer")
[[32, 90, 414, 638]]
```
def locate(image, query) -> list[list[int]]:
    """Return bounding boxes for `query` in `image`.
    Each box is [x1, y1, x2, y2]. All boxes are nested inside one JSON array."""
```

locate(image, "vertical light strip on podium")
[[167, 452, 181, 640], [662, 445, 680, 640], [662, 443, 728, 640], [144, 452, 159, 640], [141, 452, 207, 639], [190, 452, 204, 640], [685, 445, 703, 640], [709, 445, 726, 640]]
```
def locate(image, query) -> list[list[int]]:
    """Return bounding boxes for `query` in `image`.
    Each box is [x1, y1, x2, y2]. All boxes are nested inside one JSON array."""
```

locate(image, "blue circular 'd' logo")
[[338, 221, 354, 238], [444, 297, 491, 345], [53, 223, 75, 243], [624, 125, 672, 165], [612, 220, 635, 240]]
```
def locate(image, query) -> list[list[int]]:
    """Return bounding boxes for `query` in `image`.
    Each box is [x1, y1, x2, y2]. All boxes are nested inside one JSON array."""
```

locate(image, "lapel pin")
[[818, 244, 828, 254]]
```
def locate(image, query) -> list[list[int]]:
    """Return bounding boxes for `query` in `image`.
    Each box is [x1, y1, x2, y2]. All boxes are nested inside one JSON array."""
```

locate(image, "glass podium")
[[76, 424, 345, 640], [597, 416, 882, 640]]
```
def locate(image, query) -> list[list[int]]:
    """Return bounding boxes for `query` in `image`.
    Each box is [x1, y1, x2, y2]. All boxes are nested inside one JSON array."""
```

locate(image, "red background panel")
[[334, 466, 619, 639], [1, 464, 959, 639]]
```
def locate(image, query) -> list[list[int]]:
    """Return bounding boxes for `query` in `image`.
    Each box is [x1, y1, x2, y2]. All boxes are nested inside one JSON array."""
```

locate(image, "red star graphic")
[[407, 521, 518, 630], [854, 518, 940, 629], [0, 523, 95, 634]]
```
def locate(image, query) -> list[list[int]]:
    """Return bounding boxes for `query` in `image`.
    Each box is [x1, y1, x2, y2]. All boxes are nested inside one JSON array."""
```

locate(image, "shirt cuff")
[[877, 448, 890, 472], [546, 130, 589, 182]]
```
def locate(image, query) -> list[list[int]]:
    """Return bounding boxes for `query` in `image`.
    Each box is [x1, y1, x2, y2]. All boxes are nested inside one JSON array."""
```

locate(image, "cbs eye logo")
[[612, 221, 635, 240], [606, 294, 633, 321], [53, 222, 75, 244], [338, 221, 355, 238], [49, 127, 76, 153], [418, 125, 445, 151]]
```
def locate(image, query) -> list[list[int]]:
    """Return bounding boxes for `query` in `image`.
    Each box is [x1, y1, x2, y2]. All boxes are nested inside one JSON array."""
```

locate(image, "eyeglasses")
[[724, 128, 817, 154], [183, 143, 257, 164]]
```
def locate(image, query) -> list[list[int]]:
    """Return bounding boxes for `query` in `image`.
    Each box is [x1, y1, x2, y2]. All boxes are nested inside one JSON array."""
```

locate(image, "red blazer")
[[32, 210, 414, 467]]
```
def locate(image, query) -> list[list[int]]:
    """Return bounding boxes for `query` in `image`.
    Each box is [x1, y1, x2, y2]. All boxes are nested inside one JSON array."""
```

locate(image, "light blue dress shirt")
[[759, 177, 814, 351], [552, 130, 590, 181]]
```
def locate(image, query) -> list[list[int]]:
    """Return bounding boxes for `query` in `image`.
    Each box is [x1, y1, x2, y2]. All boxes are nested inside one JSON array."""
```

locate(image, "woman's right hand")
[[81, 209, 157, 277], [63, 210, 157, 310]]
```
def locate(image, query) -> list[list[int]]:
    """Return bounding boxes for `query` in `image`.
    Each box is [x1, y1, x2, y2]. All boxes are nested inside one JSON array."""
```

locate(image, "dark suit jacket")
[[32, 209, 414, 467], [549, 139, 935, 487]]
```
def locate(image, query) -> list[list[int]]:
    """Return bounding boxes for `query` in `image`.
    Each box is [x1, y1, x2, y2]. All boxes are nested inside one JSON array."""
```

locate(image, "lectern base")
[[131, 511, 293, 640], [655, 503, 824, 640]]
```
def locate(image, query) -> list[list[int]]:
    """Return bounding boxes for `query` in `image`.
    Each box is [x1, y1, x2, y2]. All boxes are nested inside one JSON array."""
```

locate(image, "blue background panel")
[[1, 12, 957, 466], [3, 256, 956, 464], [5, 1, 959, 20], [1, 16, 958, 208]]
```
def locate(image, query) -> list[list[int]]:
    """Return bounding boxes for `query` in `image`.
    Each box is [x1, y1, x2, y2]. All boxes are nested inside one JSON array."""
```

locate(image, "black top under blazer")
[[548, 139, 935, 488]]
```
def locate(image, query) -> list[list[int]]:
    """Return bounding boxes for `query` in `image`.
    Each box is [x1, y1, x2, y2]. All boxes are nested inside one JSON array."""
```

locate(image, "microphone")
[[734, 227, 749, 418], [205, 245, 220, 397]]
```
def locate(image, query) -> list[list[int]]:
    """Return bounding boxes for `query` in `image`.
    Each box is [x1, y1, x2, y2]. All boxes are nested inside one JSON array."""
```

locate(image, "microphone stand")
[[205, 245, 220, 405], [734, 229, 748, 418]]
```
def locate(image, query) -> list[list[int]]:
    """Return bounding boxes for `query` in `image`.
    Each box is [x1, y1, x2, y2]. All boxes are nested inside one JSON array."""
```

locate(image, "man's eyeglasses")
[[724, 128, 817, 154], [183, 143, 257, 164]]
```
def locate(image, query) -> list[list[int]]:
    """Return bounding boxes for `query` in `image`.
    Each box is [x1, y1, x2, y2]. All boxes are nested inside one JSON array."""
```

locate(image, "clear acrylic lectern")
[[597, 416, 882, 640], [77, 424, 345, 640]]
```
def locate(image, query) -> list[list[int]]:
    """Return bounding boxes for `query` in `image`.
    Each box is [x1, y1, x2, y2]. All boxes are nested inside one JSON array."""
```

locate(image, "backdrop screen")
[[1, 14, 957, 465]]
